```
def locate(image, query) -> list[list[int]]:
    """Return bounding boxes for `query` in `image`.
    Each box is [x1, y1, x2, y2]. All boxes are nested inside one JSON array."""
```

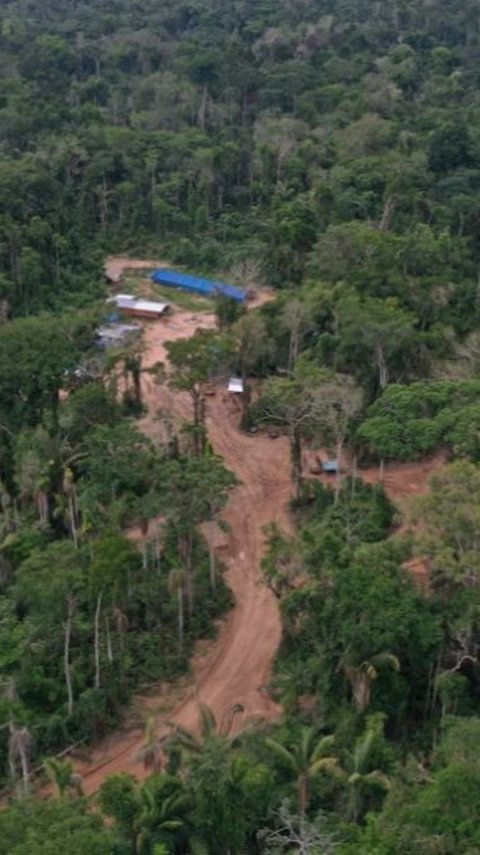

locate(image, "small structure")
[[105, 271, 123, 286], [227, 377, 244, 394], [107, 294, 136, 309], [106, 294, 171, 319], [97, 324, 141, 349], [322, 459, 340, 475], [309, 455, 341, 475], [150, 269, 246, 303]]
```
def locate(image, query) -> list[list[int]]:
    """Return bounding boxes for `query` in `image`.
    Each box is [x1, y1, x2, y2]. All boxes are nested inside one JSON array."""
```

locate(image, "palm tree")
[[169, 703, 245, 755], [53, 466, 79, 548], [44, 756, 83, 798], [136, 717, 165, 774], [265, 727, 339, 816], [343, 716, 391, 821], [343, 652, 400, 712], [134, 782, 189, 854]]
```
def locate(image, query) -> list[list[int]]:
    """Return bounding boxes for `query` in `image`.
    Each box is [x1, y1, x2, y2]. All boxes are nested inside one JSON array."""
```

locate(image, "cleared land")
[[66, 258, 444, 795]]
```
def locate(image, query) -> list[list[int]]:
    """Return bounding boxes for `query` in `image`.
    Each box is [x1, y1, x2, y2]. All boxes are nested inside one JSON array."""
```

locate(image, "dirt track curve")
[[76, 395, 292, 795]]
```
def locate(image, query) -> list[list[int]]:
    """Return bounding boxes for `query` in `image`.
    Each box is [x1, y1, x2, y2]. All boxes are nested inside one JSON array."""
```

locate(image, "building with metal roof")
[[150, 269, 246, 303], [106, 294, 171, 318]]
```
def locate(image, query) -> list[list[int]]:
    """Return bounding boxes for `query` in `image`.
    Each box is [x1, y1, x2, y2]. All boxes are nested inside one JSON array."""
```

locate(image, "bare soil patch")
[[105, 256, 170, 280]]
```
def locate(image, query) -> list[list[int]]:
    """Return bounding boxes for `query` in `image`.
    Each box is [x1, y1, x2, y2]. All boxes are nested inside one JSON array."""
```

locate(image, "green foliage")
[[269, 480, 440, 731], [2, 0, 480, 849], [0, 799, 117, 855], [0, 366, 233, 785], [359, 718, 480, 854], [358, 380, 480, 460]]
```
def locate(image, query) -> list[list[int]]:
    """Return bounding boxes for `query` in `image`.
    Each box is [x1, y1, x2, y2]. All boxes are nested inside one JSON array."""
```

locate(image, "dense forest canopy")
[[1, 0, 480, 852], [0, 0, 480, 314]]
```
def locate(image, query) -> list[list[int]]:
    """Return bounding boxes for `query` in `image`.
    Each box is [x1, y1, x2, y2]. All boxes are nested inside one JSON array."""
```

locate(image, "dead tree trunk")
[[64, 595, 76, 716], [208, 512, 216, 590], [334, 440, 343, 504], [94, 591, 103, 689]]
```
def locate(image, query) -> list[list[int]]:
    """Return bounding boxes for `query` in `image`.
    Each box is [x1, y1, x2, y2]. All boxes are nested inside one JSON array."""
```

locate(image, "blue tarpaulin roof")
[[151, 269, 246, 303]]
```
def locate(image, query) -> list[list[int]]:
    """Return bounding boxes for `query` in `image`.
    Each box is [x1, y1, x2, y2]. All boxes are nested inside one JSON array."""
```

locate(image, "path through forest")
[[71, 259, 443, 794], [74, 262, 292, 795]]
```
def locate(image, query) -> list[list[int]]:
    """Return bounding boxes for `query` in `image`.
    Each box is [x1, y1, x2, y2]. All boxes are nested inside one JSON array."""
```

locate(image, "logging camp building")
[[150, 269, 247, 302], [106, 294, 171, 319]]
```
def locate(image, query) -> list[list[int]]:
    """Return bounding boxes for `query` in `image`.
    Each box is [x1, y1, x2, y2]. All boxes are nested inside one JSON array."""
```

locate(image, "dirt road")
[[69, 261, 444, 794], [75, 304, 292, 795]]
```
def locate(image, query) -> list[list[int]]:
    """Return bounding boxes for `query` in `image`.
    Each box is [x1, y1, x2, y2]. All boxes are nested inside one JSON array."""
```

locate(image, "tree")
[[44, 757, 83, 799], [89, 535, 138, 690], [98, 773, 137, 842], [367, 718, 480, 853], [161, 454, 235, 614], [428, 122, 476, 174], [343, 653, 400, 714], [261, 523, 302, 599], [136, 717, 164, 775], [167, 703, 245, 758], [278, 538, 440, 728], [336, 295, 415, 391], [231, 313, 272, 418], [14, 541, 87, 717], [8, 722, 32, 797], [0, 314, 95, 434], [166, 330, 232, 455], [168, 566, 186, 647], [342, 715, 391, 822], [168, 706, 271, 855], [410, 462, 480, 696], [199, 454, 237, 590], [257, 376, 313, 494], [302, 367, 363, 501], [133, 776, 189, 855], [0, 798, 117, 855], [214, 294, 244, 331], [281, 299, 314, 376], [258, 368, 362, 499], [260, 800, 339, 854], [265, 727, 338, 816], [78, 422, 158, 525]]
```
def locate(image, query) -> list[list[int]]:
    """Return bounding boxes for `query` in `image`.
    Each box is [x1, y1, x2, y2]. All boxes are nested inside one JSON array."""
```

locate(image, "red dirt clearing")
[[105, 256, 170, 280], [358, 454, 446, 504]]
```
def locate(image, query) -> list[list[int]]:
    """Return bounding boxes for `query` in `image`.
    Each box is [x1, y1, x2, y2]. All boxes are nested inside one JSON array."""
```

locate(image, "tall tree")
[[166, 331, 232, 455], [266, 727, 338, 816]]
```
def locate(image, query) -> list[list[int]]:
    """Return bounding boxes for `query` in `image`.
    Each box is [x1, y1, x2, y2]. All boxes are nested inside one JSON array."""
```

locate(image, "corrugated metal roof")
[[107, 294, 136, 308], [131, 299, 170, 313], [151, 269, 246, 303], [106, 295, 170, 314]]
